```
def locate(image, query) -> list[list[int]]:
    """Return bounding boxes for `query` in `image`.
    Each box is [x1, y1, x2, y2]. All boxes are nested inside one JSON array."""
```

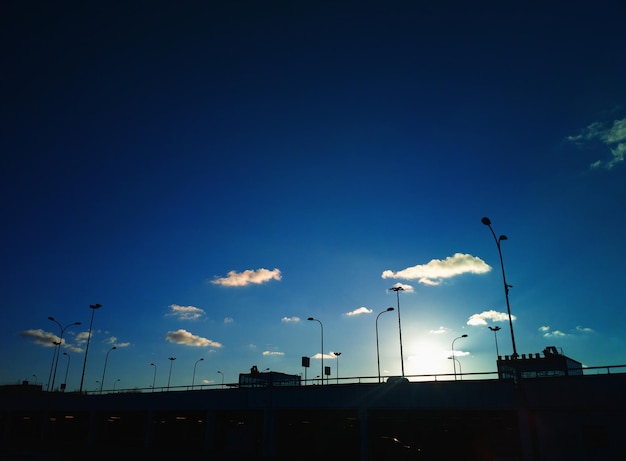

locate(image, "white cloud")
[[382, 253, 491, 286], [575, 325, 594, 333], [224, 317, 234, 324], [429, 326, 447, 335], [346, 307, 373, 316], [167, 304, 205, 320], [18, 329, 60, 347], [467, 310, 515, 326], [165, 329, 223, 348], [105, 336, 131, 348], [538, 326, 550, 332], [281, 316, 300, 323], [211, 268, 282, 287], [262, 351, 285, 356], [545, 330, 566, 338], [311, 353, 335, 360], [449, 350, 470, 357], [566, 117, 626, 170]]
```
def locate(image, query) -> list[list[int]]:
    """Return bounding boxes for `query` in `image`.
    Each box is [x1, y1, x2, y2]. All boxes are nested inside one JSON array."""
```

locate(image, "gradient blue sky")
[[2, 1, 626, 391]]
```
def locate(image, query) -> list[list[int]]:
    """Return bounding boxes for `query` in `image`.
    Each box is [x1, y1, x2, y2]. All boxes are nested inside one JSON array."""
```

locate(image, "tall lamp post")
[[167, 357, 176, 390], [48, 317, 81, 392], [389, 286, 406, 377], [332, 352, 341, 384], [307, 317, 324, 385], [62, 352, 70, 392], [192, 358, 204, 389], [46, 341, 61, 391], [376, 307, 394, 383], [451, 334, 468, 380], [150, 363, 157, 392], [79, 303, 102, 393], [488, 326, 501, 358], [100, 346, 117, 393], [481, 217, 518, 360]]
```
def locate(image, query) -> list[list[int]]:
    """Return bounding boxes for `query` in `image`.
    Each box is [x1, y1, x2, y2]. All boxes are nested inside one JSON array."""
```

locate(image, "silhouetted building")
[[239, 367, 301, 388], [497, 345, 583, 380]]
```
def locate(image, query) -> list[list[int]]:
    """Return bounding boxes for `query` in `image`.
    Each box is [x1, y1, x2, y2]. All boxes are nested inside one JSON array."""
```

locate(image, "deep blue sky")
[[2, 1, 626, 391]]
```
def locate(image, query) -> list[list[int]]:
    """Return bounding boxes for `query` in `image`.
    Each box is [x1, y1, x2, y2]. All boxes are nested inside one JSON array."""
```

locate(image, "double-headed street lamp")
[[192, 358, 204, 389], [389, 286, 406, 377], [451, 334, 468, 380], [376, 307, 394, 383], [100, 346, 117, 393], [307, 317, 324, 385], [79, 303, 102, 393], [47, 317, 81, 392], [481, 217, 518, 360]]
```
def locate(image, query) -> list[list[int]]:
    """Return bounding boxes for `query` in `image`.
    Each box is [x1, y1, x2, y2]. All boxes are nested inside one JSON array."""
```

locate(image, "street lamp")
[[150, 363, 157, 392], [100, 346, 117, 393], [481, 217, 518, 360], [46, 341, 61, 391], [192, 358, 204, 389], [448, 357, 463, 380], [79, 303, 102, 393], [332, 352, 341, 384], [488, 326, 501, 359], [376, 307, 394, 383], [113, 378, 120, 391], [62, 352, 70, 392], [217, 370, 224, 387], [389, 286, 406, 377], [451, 334, 468, 381], [307, 317, 324, 385], [48, 317, 81, 391], [167, 357, 176, 390]]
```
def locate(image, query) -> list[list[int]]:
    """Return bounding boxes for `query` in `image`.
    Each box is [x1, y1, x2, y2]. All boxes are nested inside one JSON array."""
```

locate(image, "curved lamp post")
[[167, 357, 176, 390], [62, 352, 70, 392], [217, 370, 224, 387], [488, 326, 501, 359], [481, 217, 518, 360], [448, 356, 463, 380], [79, 303, 102, 393], [376, 307, 394, 383], [307, 317, 324, 385], [389, 286, 406, 377], [332, 352, 341, 384], [150, 363, 157, 392], [100, 346, 117, 393], [46, 341, 61, 391], [451, 334, 468, 380], [48, 317, 81, 392], [192, 358, 204, 389]]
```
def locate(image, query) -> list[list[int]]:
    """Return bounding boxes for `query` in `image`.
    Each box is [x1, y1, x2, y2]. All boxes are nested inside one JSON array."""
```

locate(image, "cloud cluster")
[[262, 351, 285, 356], [167, 304, 205, 320], [105, 336, 131, 348], [346, 307, 372, 316], [467, 310, 515, 326], [429, 326, 447, 335], [382, 253, 491, 286], [211, 268, 282, 287], [539, 325, 594, 337], [566, 117, 626, 170], [165, 329, 222, 348], [281, 316, 300, 323], [18, 329, 60, 346]]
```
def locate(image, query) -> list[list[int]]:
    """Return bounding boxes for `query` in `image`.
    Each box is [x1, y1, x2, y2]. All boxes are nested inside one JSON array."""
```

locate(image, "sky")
[[2, 1, 626, 392]]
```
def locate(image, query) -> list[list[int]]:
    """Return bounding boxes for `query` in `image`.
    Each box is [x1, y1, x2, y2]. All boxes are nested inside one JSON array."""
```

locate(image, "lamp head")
[[112, 346, 117, 350], [387, 307, 395, 312], [481, 217, 491, 226], [89, 304, 102, 309], [48, 316, 55, 321], [74, 322, 82, 326], [499, 235, 508, 241], [307, 317, 315, 321], [462, 334, 468, 338], [199, 358, 204, 361], [168, 357, 176, 361]]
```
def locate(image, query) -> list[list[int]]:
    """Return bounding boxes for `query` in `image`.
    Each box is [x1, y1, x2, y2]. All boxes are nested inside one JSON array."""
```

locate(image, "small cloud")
[[346, 307, 373, 316], [429, 326, 447, 335], [311, 353, 335, 360], [248, 344, 257, 349], [467, 310, 515, 326], [281, 316, 300, 323], [167, 304, 205, 320], [566, 117, 626, 170], [575, 326, 594, 333], [224, 317, 234, 324], [211, 268, 282, 287], [545, 330, 566, 338], [538, 326, 550, 332], [450, 350, 470, 358], [105, 336, 130, 348], [18, 329, 60, 347], [262, 351, 285, 356], [382, 253, 491, 286], [165, 329, 223, 348]]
